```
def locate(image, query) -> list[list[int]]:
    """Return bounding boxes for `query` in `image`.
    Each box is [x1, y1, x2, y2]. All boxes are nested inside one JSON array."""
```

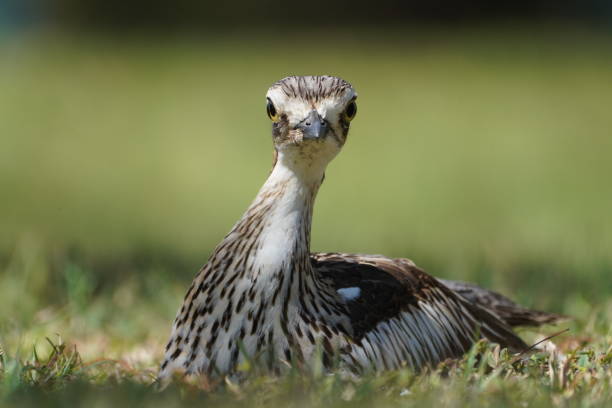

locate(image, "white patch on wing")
[[337, 287, 361, 301]]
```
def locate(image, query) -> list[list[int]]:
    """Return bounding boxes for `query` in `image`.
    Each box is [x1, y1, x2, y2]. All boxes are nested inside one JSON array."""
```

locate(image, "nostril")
[[305, 121, 311, 126]]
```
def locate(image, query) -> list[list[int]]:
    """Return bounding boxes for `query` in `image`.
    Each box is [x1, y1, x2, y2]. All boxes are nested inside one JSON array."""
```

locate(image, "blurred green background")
[[1, 2, 611, 369]]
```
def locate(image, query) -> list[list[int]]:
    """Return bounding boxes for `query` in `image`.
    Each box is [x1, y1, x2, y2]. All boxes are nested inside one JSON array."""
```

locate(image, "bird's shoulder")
[[311, 252, 455, 338], [312, 251, 436, 292]]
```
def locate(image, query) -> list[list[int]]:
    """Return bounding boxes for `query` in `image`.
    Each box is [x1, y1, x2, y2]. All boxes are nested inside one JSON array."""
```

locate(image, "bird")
[[158, 75, 563, 380]]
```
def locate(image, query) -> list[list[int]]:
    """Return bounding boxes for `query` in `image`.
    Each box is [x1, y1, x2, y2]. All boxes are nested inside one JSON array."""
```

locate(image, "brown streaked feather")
[[271, 76, 353, 103], [312, 252, 530, 354], [439, 279, 568, 327]]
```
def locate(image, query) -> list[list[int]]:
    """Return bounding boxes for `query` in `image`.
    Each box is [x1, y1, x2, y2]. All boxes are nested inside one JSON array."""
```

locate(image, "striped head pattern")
[[266, 76, 357, 173]]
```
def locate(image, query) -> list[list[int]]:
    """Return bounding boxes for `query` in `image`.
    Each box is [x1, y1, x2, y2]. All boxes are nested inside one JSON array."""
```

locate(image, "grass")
[[1, 331, 610, 407], [1, 25, 611, 406]]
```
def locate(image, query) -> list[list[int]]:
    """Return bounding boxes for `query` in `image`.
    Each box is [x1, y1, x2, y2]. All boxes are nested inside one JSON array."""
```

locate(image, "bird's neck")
[[218, 154, 324, 284]]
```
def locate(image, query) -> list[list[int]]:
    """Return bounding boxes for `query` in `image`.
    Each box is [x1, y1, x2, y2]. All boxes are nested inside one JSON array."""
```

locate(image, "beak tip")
[[298, 110, 326, 140]]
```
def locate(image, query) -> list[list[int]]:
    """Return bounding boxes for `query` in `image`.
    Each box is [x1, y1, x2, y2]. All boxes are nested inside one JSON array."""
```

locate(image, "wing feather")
[[312, 252, 529, 369], [439, 279, 567, 327]]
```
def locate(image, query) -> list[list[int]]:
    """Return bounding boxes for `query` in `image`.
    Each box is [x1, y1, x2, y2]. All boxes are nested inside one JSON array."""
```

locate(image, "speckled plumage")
[[158, 76, 562, 381]]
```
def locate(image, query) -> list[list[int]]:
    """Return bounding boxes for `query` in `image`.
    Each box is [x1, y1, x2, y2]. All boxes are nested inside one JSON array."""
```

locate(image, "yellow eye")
[[266, 98, 279, 122], [343, 101, 357, 121]]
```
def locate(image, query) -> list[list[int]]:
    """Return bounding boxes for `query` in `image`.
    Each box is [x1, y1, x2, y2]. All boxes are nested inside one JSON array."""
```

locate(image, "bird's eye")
[[343, 101, 357, 121], [266, 98, 279, 122]]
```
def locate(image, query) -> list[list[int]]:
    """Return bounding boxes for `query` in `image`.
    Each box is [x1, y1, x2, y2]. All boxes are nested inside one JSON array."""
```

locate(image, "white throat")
[[221, 151, 324, 284], [249, 155, 321, 273]]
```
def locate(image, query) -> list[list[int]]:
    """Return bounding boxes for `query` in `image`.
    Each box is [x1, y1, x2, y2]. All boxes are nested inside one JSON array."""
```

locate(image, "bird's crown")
[[268, 76, 355, 102]]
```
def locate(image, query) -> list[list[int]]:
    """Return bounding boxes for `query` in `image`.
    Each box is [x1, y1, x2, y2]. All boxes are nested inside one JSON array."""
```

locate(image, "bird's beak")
[[296, 110, 328, 140]]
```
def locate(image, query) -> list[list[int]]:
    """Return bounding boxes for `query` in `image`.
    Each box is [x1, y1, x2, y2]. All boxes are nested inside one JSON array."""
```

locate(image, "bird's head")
[[266, 76, 357, 176]]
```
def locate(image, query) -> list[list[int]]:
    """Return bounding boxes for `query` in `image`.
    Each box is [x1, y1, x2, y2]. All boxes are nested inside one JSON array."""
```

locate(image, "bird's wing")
[[311, 252, 529, 363], [438, 279, 568, 327]]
